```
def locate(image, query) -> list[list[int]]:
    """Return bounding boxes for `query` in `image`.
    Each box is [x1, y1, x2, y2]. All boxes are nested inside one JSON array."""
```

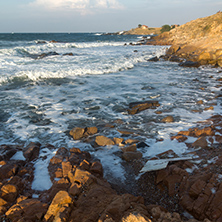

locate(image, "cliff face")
[[147, 12, 222, 67]]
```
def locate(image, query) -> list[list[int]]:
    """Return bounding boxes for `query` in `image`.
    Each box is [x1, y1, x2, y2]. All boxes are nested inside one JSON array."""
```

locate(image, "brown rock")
[[1, 184, 18, 202], [192, 137, 208, 148], [189, 180, 207, 199], [125, 139, 139, 144], [84, 126, 98, 136], [68, 183, 82, 197], [0, 163, 18, 180], [0, 197, 8, 207], [122, 151, 142, 161], [161, 115, 174, 123], [73, 168, 96, 186], [128, 100, 160, 114], [23, 142, 40, 161], [113, 137, 124, 146], [5, 199, 48, 221], [90, 161, 103, 176], [121, 144, 137, 152], [95, 135, 115, 146], [62, 161, 72, 178], [70, 127, 85, 140], [79, 159, 90, 171], [44, 190, 73, 221], [204, 106, 214, 111], [171, 135, 188, 142]]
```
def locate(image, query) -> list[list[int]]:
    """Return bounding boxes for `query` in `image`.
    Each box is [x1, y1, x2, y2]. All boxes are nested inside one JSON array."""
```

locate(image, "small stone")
[[95, 136, 115, 146], [70, 127, 85, 140], [161, 116, 174, 123]]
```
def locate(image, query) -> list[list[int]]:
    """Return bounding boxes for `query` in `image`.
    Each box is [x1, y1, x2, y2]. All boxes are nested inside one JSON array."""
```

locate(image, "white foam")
[[32, 148, 56, 191], [10, 151, 26, 161]]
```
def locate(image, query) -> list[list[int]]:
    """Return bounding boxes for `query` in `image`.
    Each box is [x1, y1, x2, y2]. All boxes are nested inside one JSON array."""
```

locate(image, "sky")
[[0, 0, 221, 33]]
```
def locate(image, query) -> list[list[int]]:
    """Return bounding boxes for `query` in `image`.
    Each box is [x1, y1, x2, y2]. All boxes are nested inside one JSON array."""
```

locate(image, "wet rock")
[[95, 135, 115, 146], [23, 142, 40, 161], [161, 115, 174, 123], [121, 144, 137, 152], [148, 56, 159, 62], [70, 127, 85, 140], [0, 145, 17, 161], [122, 151, 143, 161], [70, 126, 98, 140], [179, 60, 201, 68], [128, 100, 160, 114], [113, 137, 124, 146]]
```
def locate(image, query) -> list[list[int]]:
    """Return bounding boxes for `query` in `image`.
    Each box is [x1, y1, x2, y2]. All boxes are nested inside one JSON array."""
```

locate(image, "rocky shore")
[[145, 12, 222, 68], [1, 98, 222, 221]]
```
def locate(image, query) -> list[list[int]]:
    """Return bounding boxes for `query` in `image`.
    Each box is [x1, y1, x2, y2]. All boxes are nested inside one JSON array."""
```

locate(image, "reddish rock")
[[95, 135, 115, 146]]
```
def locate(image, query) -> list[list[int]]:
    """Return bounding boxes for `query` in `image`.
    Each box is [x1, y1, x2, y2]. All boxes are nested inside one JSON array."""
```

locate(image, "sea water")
[[0, 33, 222, 185]]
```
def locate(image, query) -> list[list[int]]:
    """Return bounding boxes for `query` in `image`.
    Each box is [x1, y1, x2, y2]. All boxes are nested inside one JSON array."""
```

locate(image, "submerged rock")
[[128, 100, 160, 115]]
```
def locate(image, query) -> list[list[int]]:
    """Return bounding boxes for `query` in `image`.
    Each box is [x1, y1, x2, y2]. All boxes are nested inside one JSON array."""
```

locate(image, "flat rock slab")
[[128, 100, 160, 115]]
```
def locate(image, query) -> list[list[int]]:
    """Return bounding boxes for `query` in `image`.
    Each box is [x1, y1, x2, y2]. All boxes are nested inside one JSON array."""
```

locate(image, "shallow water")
[[1, 33, 222, 184]]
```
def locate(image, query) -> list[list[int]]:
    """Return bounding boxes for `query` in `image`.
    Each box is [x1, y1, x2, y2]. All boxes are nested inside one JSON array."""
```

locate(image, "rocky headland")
[[146, 12, 222, 67]]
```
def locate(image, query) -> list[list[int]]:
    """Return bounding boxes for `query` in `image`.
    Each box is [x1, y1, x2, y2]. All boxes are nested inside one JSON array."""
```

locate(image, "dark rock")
[[122, 151, 143, 161], [128, 100, 160, 114], [5, 199, 48, 221], [179, 60, 201, 68], [137, 142, 149, 148], [23, 142, 40, 161], [148, 56, 159, 62]]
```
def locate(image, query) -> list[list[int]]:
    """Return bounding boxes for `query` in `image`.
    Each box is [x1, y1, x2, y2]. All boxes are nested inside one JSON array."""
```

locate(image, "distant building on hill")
[[141, 25, 148, 29]]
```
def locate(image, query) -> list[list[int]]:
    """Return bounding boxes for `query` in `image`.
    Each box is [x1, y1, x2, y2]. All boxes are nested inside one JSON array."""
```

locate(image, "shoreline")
[[145, 12, 222, 68]]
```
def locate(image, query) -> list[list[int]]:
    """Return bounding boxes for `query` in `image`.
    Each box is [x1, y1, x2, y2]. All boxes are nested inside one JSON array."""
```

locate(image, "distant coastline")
[[105, 26, 161, 36]]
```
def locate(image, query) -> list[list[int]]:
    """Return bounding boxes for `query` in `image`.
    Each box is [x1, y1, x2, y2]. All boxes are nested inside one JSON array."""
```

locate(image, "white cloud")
[[30, 0, 124, 11]]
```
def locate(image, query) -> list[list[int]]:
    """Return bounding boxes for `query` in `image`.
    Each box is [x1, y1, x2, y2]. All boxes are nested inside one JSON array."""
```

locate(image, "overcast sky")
[[0, 0, 221, 33]]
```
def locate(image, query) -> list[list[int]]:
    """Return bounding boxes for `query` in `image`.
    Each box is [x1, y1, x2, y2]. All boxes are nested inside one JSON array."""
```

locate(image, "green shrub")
[[161, 24, 171, 33]]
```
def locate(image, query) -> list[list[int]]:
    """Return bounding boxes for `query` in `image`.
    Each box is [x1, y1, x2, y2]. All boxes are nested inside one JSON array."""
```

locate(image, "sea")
[[1, 33, 222, 187]]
